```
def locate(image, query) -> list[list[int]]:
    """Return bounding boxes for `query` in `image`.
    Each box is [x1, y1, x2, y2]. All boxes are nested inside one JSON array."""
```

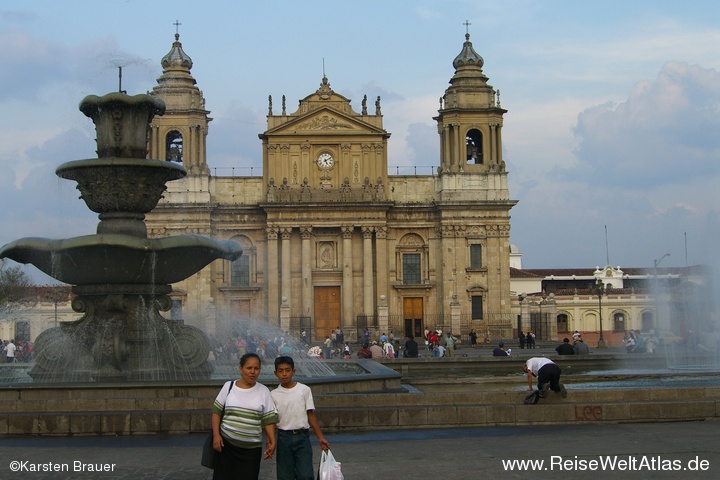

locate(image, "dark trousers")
[[213, 442, 262, 480], [537, 363, 562, 392], [277, 429, 314, 480]]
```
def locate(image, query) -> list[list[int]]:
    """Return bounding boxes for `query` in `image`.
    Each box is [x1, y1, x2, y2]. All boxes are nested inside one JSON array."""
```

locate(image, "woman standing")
[[212, 353, 278, 480]]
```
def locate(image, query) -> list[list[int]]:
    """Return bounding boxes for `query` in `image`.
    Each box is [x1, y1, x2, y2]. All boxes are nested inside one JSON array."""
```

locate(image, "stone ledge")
[[0, 387, 717, 436]]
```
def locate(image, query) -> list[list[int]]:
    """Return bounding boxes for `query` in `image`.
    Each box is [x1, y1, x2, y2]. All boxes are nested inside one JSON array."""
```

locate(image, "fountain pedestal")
[[31, 285, 212, 382]]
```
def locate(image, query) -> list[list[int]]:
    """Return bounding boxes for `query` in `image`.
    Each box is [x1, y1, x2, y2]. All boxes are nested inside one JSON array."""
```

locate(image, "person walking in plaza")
[[524, 357, 567, 398], [519, 331, 526, 349], [3, 339, 16, 363], [271, 356, 330, 480], [322, 335, 332, 359], [444, 332, 458, 357], [211, 353, 278, 480], [469, 329, 478, 348]]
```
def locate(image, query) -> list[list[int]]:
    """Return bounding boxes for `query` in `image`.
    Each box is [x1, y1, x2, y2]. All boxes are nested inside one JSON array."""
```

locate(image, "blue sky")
[[1, 0, 720, 282]]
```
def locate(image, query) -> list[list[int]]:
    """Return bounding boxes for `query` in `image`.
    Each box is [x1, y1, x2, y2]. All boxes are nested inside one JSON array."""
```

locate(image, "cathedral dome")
[[161, 33, 193, 70], [453, 33, 484, 70]]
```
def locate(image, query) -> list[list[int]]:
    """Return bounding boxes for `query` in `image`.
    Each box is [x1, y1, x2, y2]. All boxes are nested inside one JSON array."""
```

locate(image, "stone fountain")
[[0, 91, 242, 382]]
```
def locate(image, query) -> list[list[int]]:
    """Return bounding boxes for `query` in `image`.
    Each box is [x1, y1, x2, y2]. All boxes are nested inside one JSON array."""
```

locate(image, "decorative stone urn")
[[0, 91, 241, 382]]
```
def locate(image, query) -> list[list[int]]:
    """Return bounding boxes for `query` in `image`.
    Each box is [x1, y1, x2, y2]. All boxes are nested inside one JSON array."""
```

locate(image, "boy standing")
[[272, 356, 330, 480]]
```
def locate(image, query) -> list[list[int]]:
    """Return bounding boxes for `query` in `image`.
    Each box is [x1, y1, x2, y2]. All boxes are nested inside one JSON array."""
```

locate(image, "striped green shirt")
[[213, 380, 278, 448]]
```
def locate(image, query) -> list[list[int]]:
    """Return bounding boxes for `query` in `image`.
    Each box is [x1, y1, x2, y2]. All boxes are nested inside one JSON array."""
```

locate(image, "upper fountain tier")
[[60, 92, 183, 237], [80, 92, 165, 159], [0, 90, 242, 288]]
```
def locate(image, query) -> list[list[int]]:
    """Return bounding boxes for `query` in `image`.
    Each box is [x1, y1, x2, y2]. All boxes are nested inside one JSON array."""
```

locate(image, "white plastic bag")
[[318, 449, 344, 480]]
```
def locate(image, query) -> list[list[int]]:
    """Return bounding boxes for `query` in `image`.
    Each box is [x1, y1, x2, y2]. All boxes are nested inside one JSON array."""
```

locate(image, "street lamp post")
[[518, 293, 526, 338], [653, 253, 670, 333], [45, 288, 65, 328], [592, 278, 607, 348]]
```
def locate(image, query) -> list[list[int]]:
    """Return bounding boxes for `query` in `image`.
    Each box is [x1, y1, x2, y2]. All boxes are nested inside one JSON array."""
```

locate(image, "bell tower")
[[149, 31, 211, 176], [434, 30, 508, 201], [432, 28, 516, 321]]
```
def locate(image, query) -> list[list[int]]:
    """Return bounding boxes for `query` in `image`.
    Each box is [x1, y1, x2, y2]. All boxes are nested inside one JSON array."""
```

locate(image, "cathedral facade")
[[145, 32, 517, 342]]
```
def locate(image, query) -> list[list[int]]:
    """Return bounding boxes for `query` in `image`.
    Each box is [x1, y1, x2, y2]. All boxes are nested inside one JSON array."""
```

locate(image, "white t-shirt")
[[271, 382, 314, 431], [5, 343, 16, 358], [525, 357, 554, 376]]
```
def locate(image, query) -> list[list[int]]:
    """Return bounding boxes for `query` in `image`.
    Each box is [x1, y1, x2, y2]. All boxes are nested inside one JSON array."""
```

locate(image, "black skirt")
[[212, 441, 263, 480]]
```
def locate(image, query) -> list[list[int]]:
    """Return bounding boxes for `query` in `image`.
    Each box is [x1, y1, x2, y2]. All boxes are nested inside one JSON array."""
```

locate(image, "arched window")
[[230, 235, 255, 287], [397, 233, 426, 285], [166, 131, 183, 163], [466, 129, 483, 164], [613, 312, 626, 332], [557, 313, 569, 333]]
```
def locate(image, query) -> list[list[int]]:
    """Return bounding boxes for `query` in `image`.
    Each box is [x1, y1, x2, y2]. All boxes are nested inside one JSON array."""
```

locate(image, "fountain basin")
[[56, 158, 186, 215], [0, 234, 242, 285]]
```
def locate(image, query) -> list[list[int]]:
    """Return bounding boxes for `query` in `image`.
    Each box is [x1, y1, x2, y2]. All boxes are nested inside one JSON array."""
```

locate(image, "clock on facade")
[[317, 152, 335, 169]]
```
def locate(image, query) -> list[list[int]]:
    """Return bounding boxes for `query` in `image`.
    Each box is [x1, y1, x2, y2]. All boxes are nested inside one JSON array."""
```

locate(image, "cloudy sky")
[[1, 0, 719, 283]]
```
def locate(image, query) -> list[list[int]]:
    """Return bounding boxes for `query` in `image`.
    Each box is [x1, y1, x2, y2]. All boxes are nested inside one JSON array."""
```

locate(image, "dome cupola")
[[453, 33, 484, 70], [161, 33, 193, 71]]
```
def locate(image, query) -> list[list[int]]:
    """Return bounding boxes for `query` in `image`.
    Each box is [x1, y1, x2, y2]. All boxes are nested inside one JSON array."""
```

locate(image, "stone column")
[[280, 296, 291, 334], [455, 123, 463, 168], [442, 125, 450, 169], [375, 226, 388, 319], [341, 225, 354, 327], [450, 293, 461, 336], [151, 125, 159, 159], [301, 227, 313, 318], [186, 124, 194, 171], [489, 124, 497, 163], [281, 227, 292, 314], [439, 226, 456, 316], [361, 226, 374, 318], [377, 294, 389, 340], [266, 226, 280, 323], [497, 124, 503, 163]]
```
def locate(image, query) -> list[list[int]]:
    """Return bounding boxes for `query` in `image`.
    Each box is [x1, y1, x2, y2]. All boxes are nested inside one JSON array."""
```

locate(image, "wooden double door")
[[314, 286, 341, 341], [403, 297, 424, 339]]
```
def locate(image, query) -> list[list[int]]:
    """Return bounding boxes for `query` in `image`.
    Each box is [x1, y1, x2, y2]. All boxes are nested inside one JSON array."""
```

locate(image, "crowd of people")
[[518, 331, 536, 349], [2, 339, 32, 363], [208, 331, 302, 365], [624, 329, 659, 354]]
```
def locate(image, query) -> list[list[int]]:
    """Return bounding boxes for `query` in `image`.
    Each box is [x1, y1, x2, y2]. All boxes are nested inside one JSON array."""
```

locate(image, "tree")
[[0, 265, 35, 318]]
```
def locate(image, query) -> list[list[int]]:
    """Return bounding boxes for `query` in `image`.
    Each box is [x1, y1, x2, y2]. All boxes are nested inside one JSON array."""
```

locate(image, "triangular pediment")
[[265, 106, 386, 136]]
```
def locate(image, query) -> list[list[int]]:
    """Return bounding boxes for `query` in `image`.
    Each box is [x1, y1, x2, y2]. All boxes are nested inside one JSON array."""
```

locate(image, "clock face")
[[317, 153, 335, 169]]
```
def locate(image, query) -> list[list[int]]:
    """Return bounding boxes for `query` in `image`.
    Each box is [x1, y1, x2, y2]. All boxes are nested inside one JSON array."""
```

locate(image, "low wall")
[[1, 383, 719, 436], [314, 386, 720, 432], [379, 353, 671, 378]]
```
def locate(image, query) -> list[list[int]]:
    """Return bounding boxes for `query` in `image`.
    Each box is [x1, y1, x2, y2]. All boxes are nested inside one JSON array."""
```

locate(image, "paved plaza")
[[1, 420, 719, 479]]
